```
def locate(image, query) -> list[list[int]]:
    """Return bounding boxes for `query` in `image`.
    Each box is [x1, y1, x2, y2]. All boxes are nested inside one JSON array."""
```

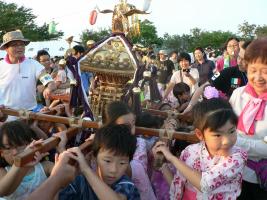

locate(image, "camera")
[[182, 68, 190, 73]]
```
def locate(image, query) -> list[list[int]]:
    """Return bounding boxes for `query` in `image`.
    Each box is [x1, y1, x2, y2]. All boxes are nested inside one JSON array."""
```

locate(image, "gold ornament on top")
[[97, 0, 150, 36]]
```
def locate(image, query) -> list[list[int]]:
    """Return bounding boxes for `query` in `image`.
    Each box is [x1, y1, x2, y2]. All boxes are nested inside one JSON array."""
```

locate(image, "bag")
[[247, 159, 267, 191]]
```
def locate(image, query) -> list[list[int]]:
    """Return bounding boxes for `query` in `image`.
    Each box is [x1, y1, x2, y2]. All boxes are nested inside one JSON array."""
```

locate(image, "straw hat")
[[58, 59, 66, 65], [0, 30, 30, 50]]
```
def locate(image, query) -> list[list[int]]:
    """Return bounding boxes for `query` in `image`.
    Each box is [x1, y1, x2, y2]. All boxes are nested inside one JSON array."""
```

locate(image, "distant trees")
[[0, 1, 63, 41], [238, 20, 267, 40]]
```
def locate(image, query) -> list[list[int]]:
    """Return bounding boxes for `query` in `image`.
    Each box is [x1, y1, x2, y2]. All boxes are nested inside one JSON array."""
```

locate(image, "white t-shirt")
[[0, 58, 44, 111], [170, 68, 199, 94]]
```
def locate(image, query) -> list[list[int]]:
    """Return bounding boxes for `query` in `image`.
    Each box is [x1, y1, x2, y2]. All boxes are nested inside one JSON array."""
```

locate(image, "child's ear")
[[195, 128, 204, 141]]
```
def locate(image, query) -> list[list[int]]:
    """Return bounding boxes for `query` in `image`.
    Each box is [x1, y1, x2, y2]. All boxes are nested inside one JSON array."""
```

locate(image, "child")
[[58, 124, 140, 200], [54, 59, 67, 88], [0, 120, 54, 199], [103, 101, 157, 200], [153, 98, 247, 199], [172, 82, 191, 112]]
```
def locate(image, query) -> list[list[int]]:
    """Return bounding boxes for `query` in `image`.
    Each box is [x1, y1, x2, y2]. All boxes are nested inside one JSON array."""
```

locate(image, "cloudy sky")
[[4, 0, 267, 41]]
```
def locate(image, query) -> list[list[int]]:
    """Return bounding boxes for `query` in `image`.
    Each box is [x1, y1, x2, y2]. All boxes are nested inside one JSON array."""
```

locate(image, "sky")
[[4, 0, 267, 42]]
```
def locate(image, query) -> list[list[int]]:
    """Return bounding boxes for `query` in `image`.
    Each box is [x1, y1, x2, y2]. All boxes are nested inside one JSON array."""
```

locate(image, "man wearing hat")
[[0, 30, 56, 121]]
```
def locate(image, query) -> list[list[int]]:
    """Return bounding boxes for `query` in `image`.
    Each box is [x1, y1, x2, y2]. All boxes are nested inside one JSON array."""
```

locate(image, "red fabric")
[[4, 54, 25, 64]]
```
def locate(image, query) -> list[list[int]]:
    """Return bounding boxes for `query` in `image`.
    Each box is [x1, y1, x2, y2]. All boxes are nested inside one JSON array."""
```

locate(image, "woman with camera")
[[162, 52, 199, 101]]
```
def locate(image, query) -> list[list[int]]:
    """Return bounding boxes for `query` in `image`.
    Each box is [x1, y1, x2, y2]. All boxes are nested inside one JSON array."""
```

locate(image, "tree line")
[[1, 1, 267, 53]]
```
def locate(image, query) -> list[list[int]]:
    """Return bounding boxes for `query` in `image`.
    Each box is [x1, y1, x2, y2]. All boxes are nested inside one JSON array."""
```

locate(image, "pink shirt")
[[170, 142, 247, 200], [216, 57, 237, 72]]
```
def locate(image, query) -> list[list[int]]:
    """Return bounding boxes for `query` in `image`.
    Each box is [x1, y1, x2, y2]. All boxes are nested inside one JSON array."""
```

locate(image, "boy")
[[27, 124, 140, 200], [172, 82, 191, 113]]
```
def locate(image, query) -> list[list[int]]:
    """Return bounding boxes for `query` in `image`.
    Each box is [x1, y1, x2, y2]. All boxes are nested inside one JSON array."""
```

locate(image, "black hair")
[[92, 124, 137, 161], [194, 47, 207, 60], [135, 112, 164, 129], [178, 52, 191, 64], [103, 101, 133, 125], [0, 120, 38, 148], [172, 82, 190, 99], [192, 98, 237, 132], [72, 45, 85, 55], [36, 50, 50, 62], [223, 37, 240, 50]]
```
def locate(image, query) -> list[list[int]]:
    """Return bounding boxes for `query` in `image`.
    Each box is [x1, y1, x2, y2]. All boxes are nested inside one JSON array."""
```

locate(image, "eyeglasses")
[[39, 59, 51, 63], [227, 44, 239, 48], [7, 42, 25, 47]]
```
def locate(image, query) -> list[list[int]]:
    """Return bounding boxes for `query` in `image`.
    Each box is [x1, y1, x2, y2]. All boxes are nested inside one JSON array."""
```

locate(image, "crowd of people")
[[0, 29, 267, 200]]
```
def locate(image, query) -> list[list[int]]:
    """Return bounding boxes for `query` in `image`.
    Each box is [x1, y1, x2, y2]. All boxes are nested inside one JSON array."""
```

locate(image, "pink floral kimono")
[[170, 142, 247, 200], [131, 137, 157, 200]]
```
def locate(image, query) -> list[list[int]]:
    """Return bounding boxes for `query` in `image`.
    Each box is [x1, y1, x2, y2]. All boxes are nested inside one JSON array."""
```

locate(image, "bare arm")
[[154, 141, 202, 191], [68, 147, 127, 200], [27, 151, 77, 200], [163, 82, 175, 100], [0, 166, 30, 196]]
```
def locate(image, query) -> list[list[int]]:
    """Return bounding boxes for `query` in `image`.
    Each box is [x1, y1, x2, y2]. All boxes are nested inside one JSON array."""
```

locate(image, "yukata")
[[170, 142, 247, 200], [131, 137, 157, 200], [59, 175, 140, 200]]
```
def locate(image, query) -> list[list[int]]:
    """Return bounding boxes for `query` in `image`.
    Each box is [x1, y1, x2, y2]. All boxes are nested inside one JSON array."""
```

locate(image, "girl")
[[103, 101, 157, 200], [153, 98, 247, 199], [0, 120, 54, 200]]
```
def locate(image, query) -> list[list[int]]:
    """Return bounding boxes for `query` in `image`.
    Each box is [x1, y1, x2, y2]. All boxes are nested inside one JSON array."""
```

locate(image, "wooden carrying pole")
[[13, 127, 79, 167], [2, 108, 198, 143]]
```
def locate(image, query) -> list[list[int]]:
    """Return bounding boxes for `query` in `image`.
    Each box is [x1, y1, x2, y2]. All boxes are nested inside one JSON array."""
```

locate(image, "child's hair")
[[92, 124, 137, 161], [36, 50, 50, 62], [173, 82, 190, 99], [192, 98, 238, 132], [135, 112, 164, 129], [0, 120, 38, 148], [103, 101, 133, 125]]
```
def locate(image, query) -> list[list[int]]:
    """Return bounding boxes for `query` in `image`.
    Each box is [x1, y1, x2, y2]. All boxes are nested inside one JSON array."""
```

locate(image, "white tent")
[[0, 40, 72, 59]]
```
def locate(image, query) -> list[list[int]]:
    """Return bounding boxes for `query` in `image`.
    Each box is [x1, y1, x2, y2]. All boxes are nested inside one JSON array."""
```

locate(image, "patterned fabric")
[[112, 175, 141, 200], [170, 142, 247, 200], [131, 137, 157, 200], [59, 175, 140, 200]]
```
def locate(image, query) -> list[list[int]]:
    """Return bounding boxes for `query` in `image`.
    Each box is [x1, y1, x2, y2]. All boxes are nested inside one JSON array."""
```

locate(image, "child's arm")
[[160, 163, 174, 186], [154, 141, 202, 191], [0, 165, 30, 196], [30, 120, 48, 139], [27, 152, 77, 200], [67, 147, 127, 200], [0, 140, 48, 196]]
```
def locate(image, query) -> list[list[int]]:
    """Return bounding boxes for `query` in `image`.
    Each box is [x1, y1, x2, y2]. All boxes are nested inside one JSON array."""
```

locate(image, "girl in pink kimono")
[[153, 98, 248, 200]]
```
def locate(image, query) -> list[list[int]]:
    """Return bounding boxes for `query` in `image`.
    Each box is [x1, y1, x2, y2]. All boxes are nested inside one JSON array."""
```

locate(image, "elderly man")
[[0, 30, 56, 121]]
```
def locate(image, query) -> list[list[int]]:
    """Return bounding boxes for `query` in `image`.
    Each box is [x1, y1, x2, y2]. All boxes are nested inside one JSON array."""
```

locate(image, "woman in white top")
[[163, 52, 199, 100], [230, 37, 267, 199]]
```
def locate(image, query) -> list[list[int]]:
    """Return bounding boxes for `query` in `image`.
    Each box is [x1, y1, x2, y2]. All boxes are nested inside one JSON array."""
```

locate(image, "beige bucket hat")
[[0, 30, 30, 50]]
